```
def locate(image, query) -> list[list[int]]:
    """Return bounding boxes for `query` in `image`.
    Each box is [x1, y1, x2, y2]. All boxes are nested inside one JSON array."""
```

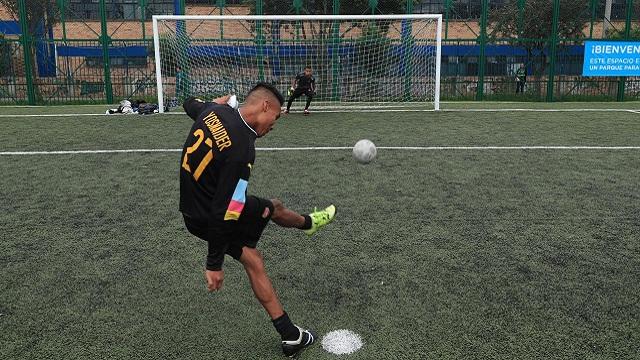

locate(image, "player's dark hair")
[[249, 82, 285, 106], [304, 66, 312, 70]]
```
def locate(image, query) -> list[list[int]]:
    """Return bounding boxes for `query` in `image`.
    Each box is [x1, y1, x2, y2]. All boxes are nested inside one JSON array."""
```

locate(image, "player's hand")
[[205, 269, 224, 291], [212, 94, 232, 105]]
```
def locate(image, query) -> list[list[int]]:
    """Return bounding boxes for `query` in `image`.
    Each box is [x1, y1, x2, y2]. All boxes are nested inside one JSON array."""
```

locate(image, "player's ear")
[[262, 100, 270, 113]]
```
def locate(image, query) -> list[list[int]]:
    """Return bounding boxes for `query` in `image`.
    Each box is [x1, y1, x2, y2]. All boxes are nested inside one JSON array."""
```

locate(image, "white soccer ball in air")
[[353, 139, 377, 164]]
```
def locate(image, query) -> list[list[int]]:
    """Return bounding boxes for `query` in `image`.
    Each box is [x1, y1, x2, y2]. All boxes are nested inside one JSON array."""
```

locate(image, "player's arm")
[[183, 96, 208, 121], [311, 77, 316, 94], [205, 159, 251, 271]]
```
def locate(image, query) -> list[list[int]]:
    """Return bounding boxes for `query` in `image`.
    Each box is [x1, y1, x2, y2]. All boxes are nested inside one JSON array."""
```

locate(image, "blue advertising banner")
[[582, 41, 640, 76]]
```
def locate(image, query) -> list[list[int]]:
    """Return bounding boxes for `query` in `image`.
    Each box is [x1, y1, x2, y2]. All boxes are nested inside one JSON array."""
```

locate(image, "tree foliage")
[[488, 0, 590, 41], [0, 0, 60, 36], [487, 0, 592, 95], [247, 0, 405, 16], [607, 1, 640, 39], [245, 0, 407, 40], [0, 34, 12, 77]]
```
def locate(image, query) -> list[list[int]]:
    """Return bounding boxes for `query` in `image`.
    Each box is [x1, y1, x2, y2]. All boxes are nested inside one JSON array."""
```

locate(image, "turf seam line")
[[2, 108, 640, 117], [2, 146, 640, 155]]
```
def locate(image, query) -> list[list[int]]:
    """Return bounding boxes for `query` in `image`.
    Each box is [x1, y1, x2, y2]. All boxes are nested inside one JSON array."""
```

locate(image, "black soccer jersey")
[[295, 72, 315, 90], [180, 97, 258, 269]]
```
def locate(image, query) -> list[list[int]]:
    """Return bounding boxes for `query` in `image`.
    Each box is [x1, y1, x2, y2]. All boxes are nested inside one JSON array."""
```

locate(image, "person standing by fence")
[[515, 64, 526, 94]]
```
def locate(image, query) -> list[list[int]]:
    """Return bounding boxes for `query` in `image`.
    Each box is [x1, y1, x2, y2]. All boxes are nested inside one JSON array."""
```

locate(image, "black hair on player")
[[249, 82, 285, 106]]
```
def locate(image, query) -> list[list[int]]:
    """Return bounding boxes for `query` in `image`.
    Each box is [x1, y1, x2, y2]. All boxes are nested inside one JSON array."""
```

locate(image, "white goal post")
[[153, 14, 442, 112]]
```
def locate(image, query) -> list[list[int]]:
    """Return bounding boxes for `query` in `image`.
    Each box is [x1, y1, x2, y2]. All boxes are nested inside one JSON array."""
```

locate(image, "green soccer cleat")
[[304, 205, 336, 236]]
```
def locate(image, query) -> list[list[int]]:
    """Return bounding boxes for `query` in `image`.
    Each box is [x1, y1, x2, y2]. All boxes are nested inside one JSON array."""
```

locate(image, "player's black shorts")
[[290, 87, 314, 98], [182, 196, 274, 261]]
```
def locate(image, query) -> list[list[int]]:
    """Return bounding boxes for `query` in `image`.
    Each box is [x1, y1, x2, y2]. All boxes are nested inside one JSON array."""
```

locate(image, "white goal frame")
[[152, 14, 442, 112]]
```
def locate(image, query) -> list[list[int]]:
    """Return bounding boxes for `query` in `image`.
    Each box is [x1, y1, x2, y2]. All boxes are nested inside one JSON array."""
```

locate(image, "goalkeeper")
[[285, 66, 316, 115]]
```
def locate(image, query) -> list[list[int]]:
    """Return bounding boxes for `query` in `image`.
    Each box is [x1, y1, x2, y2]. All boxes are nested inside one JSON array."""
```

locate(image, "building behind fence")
[[1, 0, 639, 105]]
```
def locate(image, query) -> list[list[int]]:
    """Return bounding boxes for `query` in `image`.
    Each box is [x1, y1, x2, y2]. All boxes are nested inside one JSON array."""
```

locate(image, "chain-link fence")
[[1, 0, 639, 104]]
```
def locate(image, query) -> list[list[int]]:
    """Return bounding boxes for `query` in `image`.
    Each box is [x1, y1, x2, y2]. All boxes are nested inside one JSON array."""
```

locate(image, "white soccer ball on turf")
[[352, 139, 377, 164]]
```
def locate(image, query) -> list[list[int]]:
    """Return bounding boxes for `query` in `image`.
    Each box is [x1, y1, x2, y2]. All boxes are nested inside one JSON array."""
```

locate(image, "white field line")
[[1, 108, 640, 117], [1, 146, 640, 156], [0, 113, 107, 117], [308, 108, 640, 113]]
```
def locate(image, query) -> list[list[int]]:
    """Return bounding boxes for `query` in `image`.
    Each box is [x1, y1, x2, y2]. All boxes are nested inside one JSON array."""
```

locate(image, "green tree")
[[607, 1, 640, 39], [247, 0, 405, 16], [609, 26, 640, 39], [0, 34, 11, 77], [245, 0, 407, 41], [0, 0, 60, 37], [488, 0, 591, 96], [1, 0, 61, 101]]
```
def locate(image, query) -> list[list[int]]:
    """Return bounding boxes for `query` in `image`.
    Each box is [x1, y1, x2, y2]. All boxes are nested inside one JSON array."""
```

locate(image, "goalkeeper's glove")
[[287, 87, 294, 97]]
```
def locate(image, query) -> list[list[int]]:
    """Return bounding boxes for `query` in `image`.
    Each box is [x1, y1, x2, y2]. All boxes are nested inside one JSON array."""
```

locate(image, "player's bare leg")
[[240, 246, 317, 357], [239, 247, 284, 318], [270, 199, 336, 236], [270, 199, 306, 228]]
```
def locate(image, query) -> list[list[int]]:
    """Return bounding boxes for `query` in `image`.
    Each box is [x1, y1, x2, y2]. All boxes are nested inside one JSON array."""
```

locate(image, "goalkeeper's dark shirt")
[[179, 97, 257, 270], [295, 72, 316, 90]]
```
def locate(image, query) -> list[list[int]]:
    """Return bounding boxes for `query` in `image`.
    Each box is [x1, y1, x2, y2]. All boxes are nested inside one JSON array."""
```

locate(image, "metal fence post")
[[331, 0, 340, 101], [617, 0, 633, 101], [589, 0, 597, 38], [517, 0, 525, 37], [57, 0, 68, 41], [402, 0, 414, 101], [17, 0, 36, 105], [369, 0, 378, 15], [444, 0, 451, 39], [256, 0, 265, 81], [546, 0, 560, 102], [99, 0, 114, 103], [476, 0, 488, 101], [218, 0, 225, 39], [140, 0, 147, 39]]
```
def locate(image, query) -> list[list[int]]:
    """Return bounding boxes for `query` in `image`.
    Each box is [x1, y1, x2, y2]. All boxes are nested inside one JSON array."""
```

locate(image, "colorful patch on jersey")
[[224, 179, 248, 220]]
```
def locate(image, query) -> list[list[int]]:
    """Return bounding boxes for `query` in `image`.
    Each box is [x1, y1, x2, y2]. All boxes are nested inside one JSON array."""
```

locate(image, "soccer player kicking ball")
[[285, 66, 316, 115], [179, 83, 336, 358]]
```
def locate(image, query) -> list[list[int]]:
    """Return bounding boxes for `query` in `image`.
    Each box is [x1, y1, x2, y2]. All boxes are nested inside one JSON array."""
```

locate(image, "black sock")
[[272, 312, 300, 341], [300, 215, 312, 230], [286, 96, 295, 111]]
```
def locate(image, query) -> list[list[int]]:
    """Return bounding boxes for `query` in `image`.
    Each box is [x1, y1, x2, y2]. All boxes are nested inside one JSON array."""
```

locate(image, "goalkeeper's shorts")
[[289, 88, 314, 98]]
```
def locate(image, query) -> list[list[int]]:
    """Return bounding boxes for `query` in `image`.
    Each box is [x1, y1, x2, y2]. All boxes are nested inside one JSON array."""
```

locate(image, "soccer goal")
[[152, 15, 442, 112]]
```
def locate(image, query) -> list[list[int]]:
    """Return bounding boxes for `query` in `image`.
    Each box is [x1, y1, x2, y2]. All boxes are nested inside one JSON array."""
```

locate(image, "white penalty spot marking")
[[321, 329, 363, 355]]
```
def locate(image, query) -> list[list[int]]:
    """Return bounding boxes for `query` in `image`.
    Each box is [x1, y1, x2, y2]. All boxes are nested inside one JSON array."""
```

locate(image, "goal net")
[[153, 15, 442, 112]]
